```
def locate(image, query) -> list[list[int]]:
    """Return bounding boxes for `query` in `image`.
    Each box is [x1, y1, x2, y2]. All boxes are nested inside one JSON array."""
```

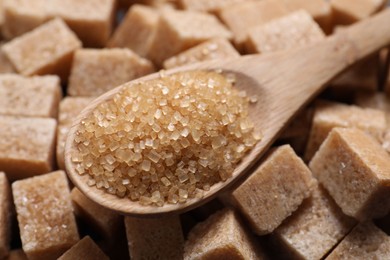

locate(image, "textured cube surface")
[[184, 209, 266, 259], [163, 38, 240, 69], [232, 145, 315, 235], [0, 115, 57, 180], [246, 10, 325, 54], [0, 74, 61, 118], [12, 171, 79, 260], [274, 185, 356, 260], [305, 100, 386, 160], [108, 5, 159, 58], [148, 9, 232, 65], [0, 48, 15, 74], [58, 236, 109, 260], [327, 222, 390, 259], [57, 97, 93, 170], [68, 48, 154, 96], [2, 18, 81, 81], [310, 128, 390, 220], [125, 215, 184, 259], [0, 172, 11, 259], [331, 0, 386, 25], [179, 0, 249, 13]]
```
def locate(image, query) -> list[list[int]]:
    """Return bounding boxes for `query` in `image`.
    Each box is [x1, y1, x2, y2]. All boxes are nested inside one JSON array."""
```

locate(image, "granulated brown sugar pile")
[[72, 70, 260, 206]]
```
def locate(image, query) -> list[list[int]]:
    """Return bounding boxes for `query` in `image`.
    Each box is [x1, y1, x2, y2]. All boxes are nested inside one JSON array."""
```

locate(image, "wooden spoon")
[[65, 8, 390, 216]]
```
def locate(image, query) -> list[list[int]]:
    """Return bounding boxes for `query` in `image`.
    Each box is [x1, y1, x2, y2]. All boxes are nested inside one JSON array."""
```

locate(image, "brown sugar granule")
[[327, 222, 390, 259], [58, 236, 109, 260], [125, 215, 184, 259], [0, 172, 11, 259], [72, 70, 260, 206], [12, 171, 79, 260], [0, 74, 62, 118]]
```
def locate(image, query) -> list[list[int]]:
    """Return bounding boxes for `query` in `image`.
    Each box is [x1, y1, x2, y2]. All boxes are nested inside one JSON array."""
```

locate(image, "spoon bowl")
[[65, 8, 390, 216]]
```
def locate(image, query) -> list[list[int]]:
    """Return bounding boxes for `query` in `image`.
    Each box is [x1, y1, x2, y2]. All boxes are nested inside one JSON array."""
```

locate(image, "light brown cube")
[[327, 222, 390, 259], [179, 0, 250, 13], [12, 171, 79, 260], [281, 0, 333, 33], [2, 18, 81, 81], [232, 145, 315, 235], [274, 185, 356, 260], [0, 74, 61, 118], [5, 249, 28, 260], [246, 10, 325, 54], [218, 0, 289, 49], [57, 97, 93, 170], [0, 172, 11, 259], [3, 0, 115, 47], [184, 209, 267, 259], [0, 115, 57, 181], [68, 48, 154, 96], [148, 9, 232, 65], [58, 236, 109, 260], [163, 38, 240, 69], [71, 188, 122, 243], [330, 0, 386, 25], [125, 215, 184, 259], [0, 47, 15, 74], [310, 128, 390, 220], [108, 5, 160, 58], [305, 100, 386, 161]]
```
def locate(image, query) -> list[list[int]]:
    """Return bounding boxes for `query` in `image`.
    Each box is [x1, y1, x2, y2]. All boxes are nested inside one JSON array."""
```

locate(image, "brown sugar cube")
[[0, 47, 15, 74], [0, 172, 11, 259], [163, 38, 240, 69], [12, 171, 79, 260], [6, 249, 28, 260], [184, 209, 267, 259], [0, 74, 62, 118], [58, 236, 109, 260], [0, 115, 57, 181], [148, 9, 232, 66], [330, 0, 387, 25], [68, 48, 154, 96], [71, 188, 122, 243], [217, 0, 289, 50], [304, 100, 386, 161], [107, 5, 159, 58], [246, 10, 325, 54], [327, 222, 390, 259], [232, 145, 315, 235], [281, 0, 333, 33], [2, 18, 82, 81], [179, 0, 250, 13], [125, 215, 184, 259], [274, 184, 356, 260], [309, 127, 390, 220], [57, 97, 93, 170]]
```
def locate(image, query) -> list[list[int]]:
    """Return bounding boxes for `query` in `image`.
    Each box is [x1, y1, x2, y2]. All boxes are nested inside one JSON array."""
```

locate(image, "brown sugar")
[[5, 249, 28, 260], [125, 215, 184, 259], [3, 0, 115, 47], [309, 127, 390, 220], [71, 188, 122, 243], [2, 18, 81, 81], [0, 47, 15, 74], [58, 236, 109, 260], [304, 100, 386, 161], [148, 9, 232, 66], [246, 10, 325, 54], [71, 70, 260, 206], [179, 0, 250, 13], [0, 115, 57, 181], [217, 0, 289, 49], [274, 184, 356, 260], [281, 0, 333, 33], [107, 5, 160, 58], [163, 38, 240, 69], [0, 172, 11, 259], [0, 74, 62, 118], [12, 171, 79, 260], [327, 222, 390, 259], [67, 48, 154, 97], [232, 145, 315, 235], [330, 0, 387, 25], [184, 208, 267, 259], [57, 97, 93, 170]]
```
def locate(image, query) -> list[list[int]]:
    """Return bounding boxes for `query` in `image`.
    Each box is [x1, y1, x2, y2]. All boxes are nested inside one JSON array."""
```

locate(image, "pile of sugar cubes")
[[0, 0, 390, 259]]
